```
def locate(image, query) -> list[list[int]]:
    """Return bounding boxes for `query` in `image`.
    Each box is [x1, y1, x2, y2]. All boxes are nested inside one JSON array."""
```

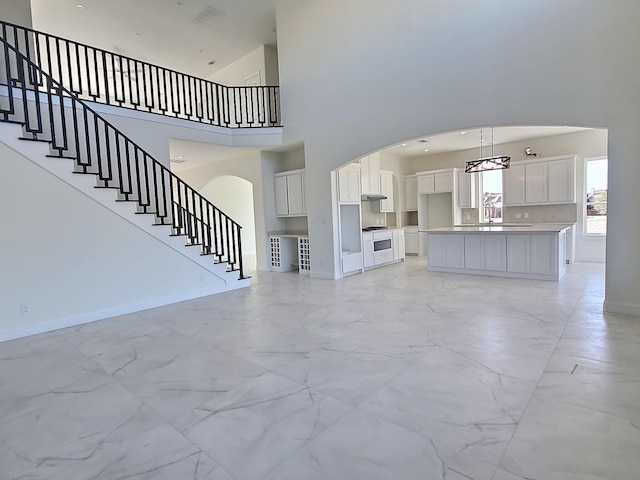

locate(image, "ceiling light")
[[208, 60, 216, 65], [465, 127, 511, 173], [460, 131, 466, 135], [424, 149, 430, 152], [75, 4, 84, 9], [401, 144, 407, 147]]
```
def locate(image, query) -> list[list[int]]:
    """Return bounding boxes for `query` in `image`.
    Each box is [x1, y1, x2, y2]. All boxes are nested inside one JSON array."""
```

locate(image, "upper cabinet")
[[417, 169, 453, 194], [275, 169, 306, 217], [456, 168, 476, 208], [405, 175, 418, 211], [379, 170, 394, 212], [361, 152, 381, 195], [503, 155, 576, 206], [338, 163, 361, 203]]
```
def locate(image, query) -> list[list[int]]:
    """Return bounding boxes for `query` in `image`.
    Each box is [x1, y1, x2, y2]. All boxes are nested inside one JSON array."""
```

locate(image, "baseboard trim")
[[0, 287, 231, 343], [310, 270, 337, 280], [603, 301, 640, 317]]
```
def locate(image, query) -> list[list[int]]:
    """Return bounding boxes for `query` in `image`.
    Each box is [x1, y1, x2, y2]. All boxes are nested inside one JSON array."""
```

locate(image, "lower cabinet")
[[464, 235, 507, 271], [363, 234, 374, 268], [404, 227, 418, 254], [342, 252, 363, 275], [428, 232, 564, 280], [427, 234, 464, 269]]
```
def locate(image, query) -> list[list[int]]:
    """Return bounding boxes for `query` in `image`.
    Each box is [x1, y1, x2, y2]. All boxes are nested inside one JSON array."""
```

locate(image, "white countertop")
[[268, 231, 309, 238], [428, 225, 570, 234]]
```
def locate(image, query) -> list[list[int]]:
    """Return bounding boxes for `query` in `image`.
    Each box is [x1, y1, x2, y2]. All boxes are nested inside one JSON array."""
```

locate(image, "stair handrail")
[[0, 36, 246, 279], [0, 19, 281, 129]]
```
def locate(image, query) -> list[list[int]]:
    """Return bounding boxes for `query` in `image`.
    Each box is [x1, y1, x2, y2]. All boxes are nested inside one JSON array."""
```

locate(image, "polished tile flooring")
[[2, 258, 639, 479]]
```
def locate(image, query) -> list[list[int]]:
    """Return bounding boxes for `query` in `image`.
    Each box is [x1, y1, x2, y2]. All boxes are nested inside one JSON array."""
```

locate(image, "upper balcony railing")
[[0, 20, 281, 129]]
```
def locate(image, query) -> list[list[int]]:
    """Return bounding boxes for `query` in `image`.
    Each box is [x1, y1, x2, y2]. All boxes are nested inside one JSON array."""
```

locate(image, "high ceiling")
[[30, 0, 277, 80], [27, 3, 597, 170]]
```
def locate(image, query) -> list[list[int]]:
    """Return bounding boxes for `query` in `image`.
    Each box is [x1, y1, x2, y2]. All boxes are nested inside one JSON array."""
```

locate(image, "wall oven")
[[373, 232, 394, 265]]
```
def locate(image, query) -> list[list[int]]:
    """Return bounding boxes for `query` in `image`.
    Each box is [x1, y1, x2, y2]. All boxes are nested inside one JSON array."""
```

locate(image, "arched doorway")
[[199, 176, 257, 274]]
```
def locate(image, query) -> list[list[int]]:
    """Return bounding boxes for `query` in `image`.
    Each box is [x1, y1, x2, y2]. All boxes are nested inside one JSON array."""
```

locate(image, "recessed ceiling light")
[[401, 144, 407, 147], [177, 156, 183, 159], [75, 4, 84, 9], [481, 139, 486, 142], [208, 60, 216, 65], [460, 131, 466, 135], [424, 149, 430, 152]]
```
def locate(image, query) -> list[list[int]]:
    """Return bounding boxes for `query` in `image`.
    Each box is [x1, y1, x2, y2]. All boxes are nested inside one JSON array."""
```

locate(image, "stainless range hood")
[[361, 194, 388, 201]]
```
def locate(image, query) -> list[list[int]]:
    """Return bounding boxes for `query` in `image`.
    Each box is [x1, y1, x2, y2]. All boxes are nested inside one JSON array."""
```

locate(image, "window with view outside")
[[585, 158, 608, 234], [481, 170, 503, 223]]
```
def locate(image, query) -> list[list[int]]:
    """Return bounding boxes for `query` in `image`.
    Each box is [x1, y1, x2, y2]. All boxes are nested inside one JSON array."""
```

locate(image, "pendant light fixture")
[[464, 127, 511, 173]]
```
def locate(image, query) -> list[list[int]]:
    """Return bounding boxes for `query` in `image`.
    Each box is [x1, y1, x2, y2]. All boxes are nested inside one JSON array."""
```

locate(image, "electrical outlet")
[[515, 213, 521, 219], [20, 304, 30, 315], [524, 212, 529, 219]]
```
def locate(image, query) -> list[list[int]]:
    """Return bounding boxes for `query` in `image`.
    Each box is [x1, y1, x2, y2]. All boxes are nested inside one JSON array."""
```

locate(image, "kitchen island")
[[427, 225, 569, 280]]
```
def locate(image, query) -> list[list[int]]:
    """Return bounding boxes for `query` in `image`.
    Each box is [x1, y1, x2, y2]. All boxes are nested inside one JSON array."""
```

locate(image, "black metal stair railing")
[[0, 19, 280, 129], [0, 36, 246, 279]]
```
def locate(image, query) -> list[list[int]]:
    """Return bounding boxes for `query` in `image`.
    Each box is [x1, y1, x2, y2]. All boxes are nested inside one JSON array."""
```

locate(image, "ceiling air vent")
[[193, 6, 226, 28]]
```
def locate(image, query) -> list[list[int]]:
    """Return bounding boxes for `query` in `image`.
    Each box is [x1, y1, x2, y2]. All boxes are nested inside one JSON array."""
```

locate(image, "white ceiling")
[[382, 126, 591, 158], [30, 0, 277, 80]]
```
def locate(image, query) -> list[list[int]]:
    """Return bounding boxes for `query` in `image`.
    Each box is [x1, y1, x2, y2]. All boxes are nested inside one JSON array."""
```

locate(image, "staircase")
[[0, 29, 251, 288]]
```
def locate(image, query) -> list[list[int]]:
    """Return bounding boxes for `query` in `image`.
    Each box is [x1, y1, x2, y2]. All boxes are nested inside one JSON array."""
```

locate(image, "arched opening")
[[199, 176, 257, 275]]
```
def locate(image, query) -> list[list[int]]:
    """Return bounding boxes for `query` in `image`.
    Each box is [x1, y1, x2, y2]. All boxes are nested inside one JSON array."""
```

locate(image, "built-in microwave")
[[373, 238, 392, 252]]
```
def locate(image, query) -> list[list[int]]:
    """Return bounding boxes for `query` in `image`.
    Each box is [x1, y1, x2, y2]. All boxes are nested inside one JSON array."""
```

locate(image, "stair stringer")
[[0, 122, 250, 292]]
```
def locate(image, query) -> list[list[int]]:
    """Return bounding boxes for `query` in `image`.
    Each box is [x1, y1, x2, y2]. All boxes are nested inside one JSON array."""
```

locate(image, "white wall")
[[199, 176, 257, 272], [176, 150, 286, 272], [210, 45, 267, 86], [0, 140, 228, 341], [0, 0, 32, 27], [275, 0, 640, 315]]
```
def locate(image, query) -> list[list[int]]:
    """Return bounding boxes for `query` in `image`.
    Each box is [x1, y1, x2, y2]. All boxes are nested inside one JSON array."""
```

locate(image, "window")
[[585, 157, 608, 235], [481, 170, 503, 223]]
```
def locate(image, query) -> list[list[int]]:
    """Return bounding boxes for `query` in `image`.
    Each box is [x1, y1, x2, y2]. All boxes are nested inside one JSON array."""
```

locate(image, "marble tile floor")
[[2, 257, 639, 479]]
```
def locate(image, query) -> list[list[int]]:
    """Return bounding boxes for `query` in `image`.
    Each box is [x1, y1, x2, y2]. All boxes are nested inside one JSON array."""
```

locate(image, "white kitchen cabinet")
[[405, 175, 418, 211], [363, 233, 374, 268], [503, 156, 576, 206], [463, 234, 507, 271], [435, 171, 453, 192], [405, 227, 418, 254], [525, 162, 548, 204], [456, 169, 476, 208], [342, 252, 363, 275], [393, 229, 405, 260], [379, 170, 394, 212], [464, 235, 485, 270], [338, 164, 361, 203], [274, 169, 306, 216], [506, 235, 531, 273], [548, 158, 575, 203], [428, 233, 464, 269], [361, 153, 381, 195], [530, 234, 556, 275], [484, 235, 507, 271], [417, 174, 435, 194], [417, 169, 453, 194], [503, 164, 525, 205]]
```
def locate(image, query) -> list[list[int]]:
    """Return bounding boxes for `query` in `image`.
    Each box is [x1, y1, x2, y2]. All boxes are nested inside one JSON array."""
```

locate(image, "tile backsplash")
[[503, 203, 578, 223], [361, 200, 386, 227]]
